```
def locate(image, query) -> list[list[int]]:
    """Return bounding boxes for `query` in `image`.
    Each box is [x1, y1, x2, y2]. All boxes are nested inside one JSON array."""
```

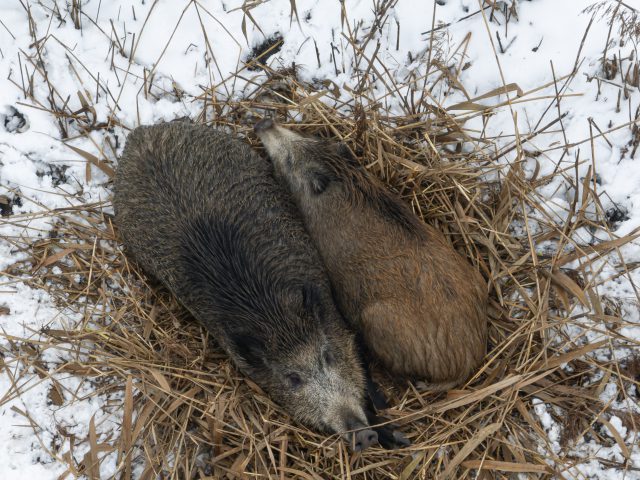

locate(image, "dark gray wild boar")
[[113, 122, 381, 451], [255, 119, 488, 390]]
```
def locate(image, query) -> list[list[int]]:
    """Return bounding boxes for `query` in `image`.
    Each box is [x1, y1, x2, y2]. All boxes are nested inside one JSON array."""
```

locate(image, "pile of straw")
[[2, 1, 639, 478]]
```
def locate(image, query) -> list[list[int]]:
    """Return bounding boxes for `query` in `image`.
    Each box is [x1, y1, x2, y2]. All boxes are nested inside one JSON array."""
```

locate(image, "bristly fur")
[[304, 140, 426, 236], [113, 122, 381, 447], [257, 123, 489, 386], [179, 215, 314, 350]]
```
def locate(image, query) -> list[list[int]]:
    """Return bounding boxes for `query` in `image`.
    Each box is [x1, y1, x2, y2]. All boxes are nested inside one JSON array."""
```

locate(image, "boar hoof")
[[376, 425, 410, 450]]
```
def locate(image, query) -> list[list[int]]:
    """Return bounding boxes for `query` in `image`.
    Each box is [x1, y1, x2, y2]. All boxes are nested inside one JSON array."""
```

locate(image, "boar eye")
[[309, 170, 332, 194], [285, 153, 294, 169], [286, 372, 304, 389], [323, 350, 335, 367]]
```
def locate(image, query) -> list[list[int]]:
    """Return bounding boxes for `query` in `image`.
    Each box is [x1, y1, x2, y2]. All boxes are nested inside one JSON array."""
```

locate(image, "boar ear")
[[302, 283, 325, 320], [231, 333, 265, 366], [309, 170, 332, 194], [336, 143, 359, 166]]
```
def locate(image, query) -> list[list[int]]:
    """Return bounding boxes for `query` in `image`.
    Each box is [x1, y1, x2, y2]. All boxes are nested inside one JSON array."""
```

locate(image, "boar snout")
[[340, 410, 378, 451]]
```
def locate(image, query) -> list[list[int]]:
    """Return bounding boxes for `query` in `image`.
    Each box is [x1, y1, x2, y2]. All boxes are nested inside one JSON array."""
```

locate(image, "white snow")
[[1, 0, 639, 478]]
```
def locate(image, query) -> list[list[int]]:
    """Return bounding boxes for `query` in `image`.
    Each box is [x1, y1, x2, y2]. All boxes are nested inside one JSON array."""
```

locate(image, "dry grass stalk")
[[1, 2, 639, 479]]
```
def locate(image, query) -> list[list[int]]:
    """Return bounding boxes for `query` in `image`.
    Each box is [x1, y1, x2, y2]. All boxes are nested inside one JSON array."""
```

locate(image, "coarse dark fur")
[[256, 121, 488, 388], [113, 122, 385, 450]]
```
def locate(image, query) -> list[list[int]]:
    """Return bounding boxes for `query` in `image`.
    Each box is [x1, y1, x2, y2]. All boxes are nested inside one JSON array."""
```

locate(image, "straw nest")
[[2, 3, 640, 479]]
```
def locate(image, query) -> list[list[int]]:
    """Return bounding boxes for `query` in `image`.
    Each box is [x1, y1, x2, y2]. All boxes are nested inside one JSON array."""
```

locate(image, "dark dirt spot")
[[559, 406, 589, 446], [0, 193, 22, 216], [605, 205, 630, 230], [621, 355, 640, 384], [3, 106, 29, 133], [246, 33, 283, 71], [37, 164, 70, 187]]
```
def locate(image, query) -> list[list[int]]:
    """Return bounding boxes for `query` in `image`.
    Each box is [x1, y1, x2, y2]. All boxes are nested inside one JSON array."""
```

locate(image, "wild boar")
[[113, 122, 383, 450], [255, 119, 488, 390]]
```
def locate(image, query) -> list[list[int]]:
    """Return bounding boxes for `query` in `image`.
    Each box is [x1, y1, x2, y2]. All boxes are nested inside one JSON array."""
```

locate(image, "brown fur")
[[256, 122, 488, 387]]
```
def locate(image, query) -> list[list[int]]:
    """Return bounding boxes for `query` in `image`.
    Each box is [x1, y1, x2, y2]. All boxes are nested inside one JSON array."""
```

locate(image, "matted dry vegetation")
[[2, 1, 640, 479]]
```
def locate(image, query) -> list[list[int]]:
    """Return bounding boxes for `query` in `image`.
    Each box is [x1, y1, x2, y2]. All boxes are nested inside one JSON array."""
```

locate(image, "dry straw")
[[1, 1, 639, 478]]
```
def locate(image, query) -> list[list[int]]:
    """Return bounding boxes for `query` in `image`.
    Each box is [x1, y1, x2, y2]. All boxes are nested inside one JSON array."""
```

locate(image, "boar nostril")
[[353, 429, 378, 452], [254, 118, 274, 133]]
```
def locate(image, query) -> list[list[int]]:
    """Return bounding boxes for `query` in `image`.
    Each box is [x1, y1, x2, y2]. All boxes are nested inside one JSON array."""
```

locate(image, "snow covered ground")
[[1, 0, 639, 478]]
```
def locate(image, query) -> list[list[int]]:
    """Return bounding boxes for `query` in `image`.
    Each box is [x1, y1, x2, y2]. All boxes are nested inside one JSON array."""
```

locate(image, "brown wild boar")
[[255, 119, 488, 389], [113, 122, 389, 451]]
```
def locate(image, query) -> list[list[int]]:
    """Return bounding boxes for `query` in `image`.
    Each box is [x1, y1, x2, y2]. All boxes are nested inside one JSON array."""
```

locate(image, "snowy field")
[[1, 0, 639, 478]]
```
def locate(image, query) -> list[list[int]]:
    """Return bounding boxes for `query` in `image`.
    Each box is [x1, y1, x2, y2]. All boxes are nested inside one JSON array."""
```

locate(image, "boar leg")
[[365, 368, 389, 410], [365, 408, 411, 449], [356, 333, 389, 410], [357, 334, 410, 449], [363, 365, 410, 448]]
